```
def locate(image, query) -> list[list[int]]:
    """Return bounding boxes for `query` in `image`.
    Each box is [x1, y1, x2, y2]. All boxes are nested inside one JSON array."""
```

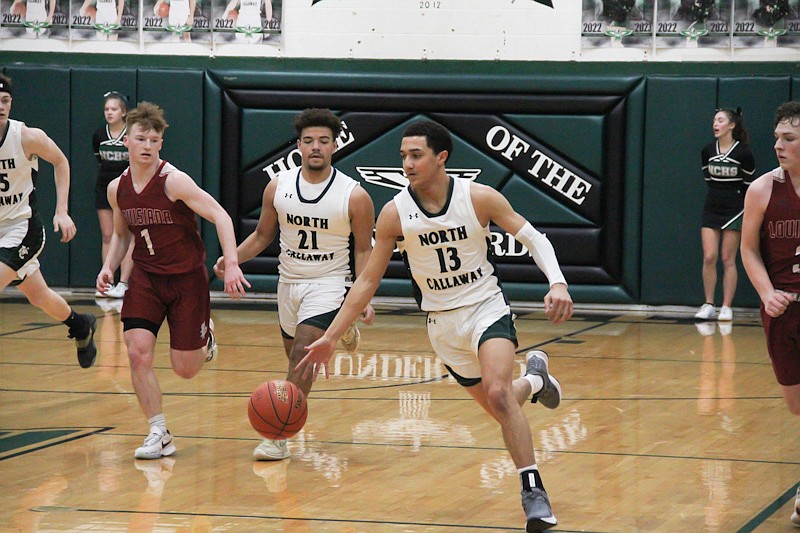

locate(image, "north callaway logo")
[[312, 0, 554, 6]]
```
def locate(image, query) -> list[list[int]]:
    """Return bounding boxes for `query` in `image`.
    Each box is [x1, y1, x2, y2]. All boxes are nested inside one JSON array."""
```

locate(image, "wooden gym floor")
[[0, 292, 798, 532]]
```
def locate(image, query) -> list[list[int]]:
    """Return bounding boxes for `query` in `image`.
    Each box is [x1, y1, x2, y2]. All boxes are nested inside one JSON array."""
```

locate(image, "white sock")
[[523, 374, 544, 396], [148, 413, 167, 433]]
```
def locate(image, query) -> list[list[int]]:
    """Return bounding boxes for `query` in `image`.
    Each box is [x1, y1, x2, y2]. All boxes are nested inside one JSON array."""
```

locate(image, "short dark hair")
[[402, 120, 453, 161], [294, 108, 342, 138], [0, 74, 13, 97], [775, 101, 800, 128]]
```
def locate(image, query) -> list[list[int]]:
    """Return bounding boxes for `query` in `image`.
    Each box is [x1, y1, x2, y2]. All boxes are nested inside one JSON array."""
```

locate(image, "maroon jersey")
[[760, 168, 800, 293], [117, 160, 206, 275]]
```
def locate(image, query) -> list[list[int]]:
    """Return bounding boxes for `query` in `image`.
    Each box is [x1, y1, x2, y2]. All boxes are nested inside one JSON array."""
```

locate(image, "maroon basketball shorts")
[[762, 303, 800, 386], [122, 264, 211, 351]]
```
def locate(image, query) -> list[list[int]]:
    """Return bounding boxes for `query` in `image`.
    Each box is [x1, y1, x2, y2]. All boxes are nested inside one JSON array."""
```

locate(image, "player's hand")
[[359, 303, 376, 326], [764, 290, 794, 318], [544, 283, 573, 324], [96, 268, 114, 296], [213, 256, 225, 278], [223, 264, 250, 300], [297, 336, 336, 382], [53, 211, 76, 243]]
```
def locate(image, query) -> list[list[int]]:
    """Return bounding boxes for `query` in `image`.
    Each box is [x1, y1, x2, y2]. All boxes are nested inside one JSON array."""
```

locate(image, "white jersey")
[[395, 178, 503, 312], [273, 167, 358, 285], [168, 0, 190, 26], [25, 0, 48, 22], [236, 0, 262, 29], [95, 0, 118, 25], [0, 120, 38, 223]]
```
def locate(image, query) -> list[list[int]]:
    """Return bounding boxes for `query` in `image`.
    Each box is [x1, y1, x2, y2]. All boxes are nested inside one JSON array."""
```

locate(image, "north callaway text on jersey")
[[427, 267, 485, 291], [284, 249, 334, 261]]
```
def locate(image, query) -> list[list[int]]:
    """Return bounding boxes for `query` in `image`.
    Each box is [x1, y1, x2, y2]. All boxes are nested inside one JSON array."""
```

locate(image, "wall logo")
[[356, 167, 481, 190]]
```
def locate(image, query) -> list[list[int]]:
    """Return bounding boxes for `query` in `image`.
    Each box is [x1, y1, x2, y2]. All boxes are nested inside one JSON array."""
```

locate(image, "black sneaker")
[[522, 487, 557, 531], [70, 313, 97, 368]]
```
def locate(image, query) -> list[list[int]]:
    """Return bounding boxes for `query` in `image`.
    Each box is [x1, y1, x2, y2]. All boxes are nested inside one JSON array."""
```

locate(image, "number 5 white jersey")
[[273, 167, 359, 285], [0, 120, 38, 223], [395, 177, 502, 312]]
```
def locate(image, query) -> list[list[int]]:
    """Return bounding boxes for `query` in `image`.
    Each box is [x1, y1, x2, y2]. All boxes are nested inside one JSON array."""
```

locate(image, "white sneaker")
[[253, 438, 290, 461], [106, 281, 128, 299], [791, 485, 800, 525], [717, 306, 733, 321], [95, 284, 112, 298], [205, 319, 218, 363], [134, 427, 176, 460], [95, 298, 123, 313], [695, 322, 716, 337], [694, 303, 717, 320], [340, 322, 360, 353]]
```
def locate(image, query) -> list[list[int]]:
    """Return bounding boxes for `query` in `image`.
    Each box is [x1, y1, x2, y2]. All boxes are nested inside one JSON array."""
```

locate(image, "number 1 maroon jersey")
[[116, 160, 206, 275]]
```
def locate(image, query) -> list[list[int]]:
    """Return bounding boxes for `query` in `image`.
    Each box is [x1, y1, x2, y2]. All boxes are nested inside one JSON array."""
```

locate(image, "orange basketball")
[[154, 2, 169, 17], [247, 380, 308, 440]]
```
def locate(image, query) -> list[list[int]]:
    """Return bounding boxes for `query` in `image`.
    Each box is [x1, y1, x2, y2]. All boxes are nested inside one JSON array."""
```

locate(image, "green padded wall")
[[1, 55, 798, 308], [69, 68, 138, 286], [642, 77, 717, 306]]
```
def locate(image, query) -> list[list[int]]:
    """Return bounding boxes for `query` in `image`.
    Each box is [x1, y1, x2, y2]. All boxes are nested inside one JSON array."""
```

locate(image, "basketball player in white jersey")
[[214, 108, 375, 462], [0, 75, 98, 369], [13, 0, 55, 36], [300, 120, 572, 532], [224, 0, 269, 43], [167, 0, 193, 29], [87, 0, 124, 39]]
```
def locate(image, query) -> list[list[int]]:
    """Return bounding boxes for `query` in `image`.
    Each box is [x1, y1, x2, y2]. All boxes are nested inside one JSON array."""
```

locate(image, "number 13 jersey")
[[395, 177, 502, 312]]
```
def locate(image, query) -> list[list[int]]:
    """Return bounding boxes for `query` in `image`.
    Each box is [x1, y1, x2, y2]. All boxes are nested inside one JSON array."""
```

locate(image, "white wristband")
[[514, 222, 567, 287]]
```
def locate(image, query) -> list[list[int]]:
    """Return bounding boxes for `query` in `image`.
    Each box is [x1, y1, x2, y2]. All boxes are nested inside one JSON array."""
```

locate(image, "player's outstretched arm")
[[22, 126, 76, 243], [166, 170, 250, 299], [97, 179, 132, 295], [214, 180, 278, 281], [349, 185, 377, 325], [471, 182, 572, 323]]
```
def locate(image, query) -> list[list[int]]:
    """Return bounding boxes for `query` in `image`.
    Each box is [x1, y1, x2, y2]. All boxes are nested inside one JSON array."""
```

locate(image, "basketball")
[[247, 380, 308, 440]]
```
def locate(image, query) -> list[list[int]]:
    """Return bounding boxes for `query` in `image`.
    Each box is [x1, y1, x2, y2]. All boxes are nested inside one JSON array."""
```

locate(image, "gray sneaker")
[[522, 487, 557, 531], [526, 351, 562, 409]]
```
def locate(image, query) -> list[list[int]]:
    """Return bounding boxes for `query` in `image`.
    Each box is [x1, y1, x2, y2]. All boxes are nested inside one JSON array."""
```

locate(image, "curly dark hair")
[[293, 108, 342, 138], [676, 0, 716, 23]]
